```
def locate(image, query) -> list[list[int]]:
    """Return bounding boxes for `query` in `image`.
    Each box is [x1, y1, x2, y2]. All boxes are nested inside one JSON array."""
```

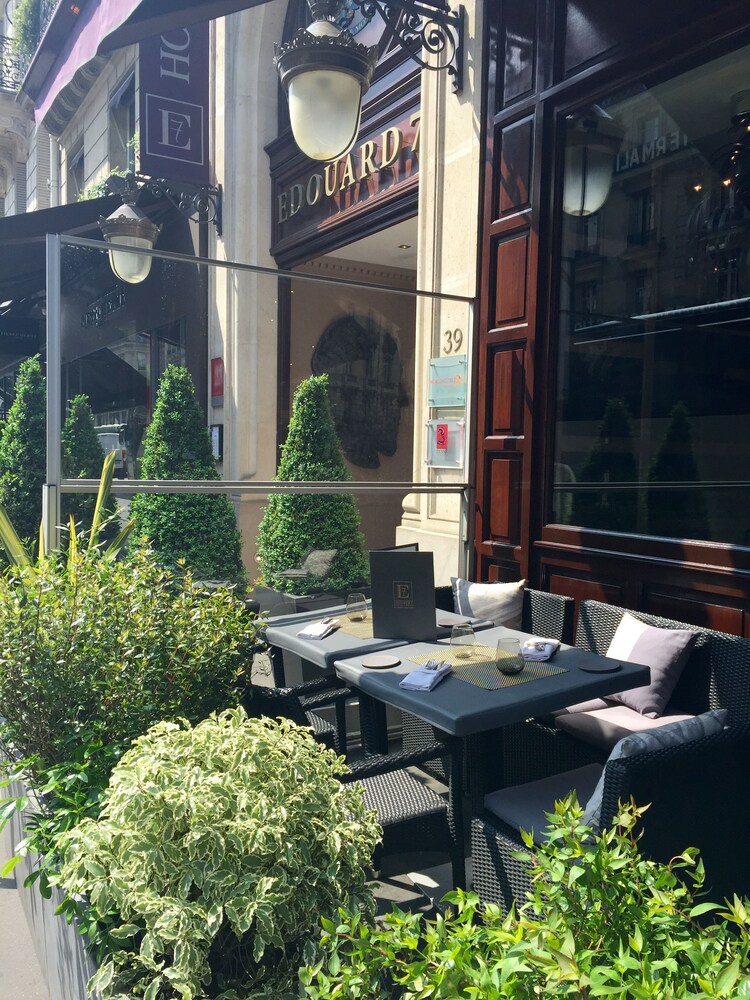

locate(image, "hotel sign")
[[139, 23, 209, 184], [273, 110, 420, 243]]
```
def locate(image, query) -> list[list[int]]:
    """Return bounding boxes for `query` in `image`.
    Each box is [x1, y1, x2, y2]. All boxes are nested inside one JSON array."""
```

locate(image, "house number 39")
[[443, 328, 463, 354]]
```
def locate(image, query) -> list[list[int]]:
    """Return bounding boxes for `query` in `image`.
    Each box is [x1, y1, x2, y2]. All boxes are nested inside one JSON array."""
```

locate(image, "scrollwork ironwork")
[[350, 0, 463, 91], [137, 175, 223, 237]]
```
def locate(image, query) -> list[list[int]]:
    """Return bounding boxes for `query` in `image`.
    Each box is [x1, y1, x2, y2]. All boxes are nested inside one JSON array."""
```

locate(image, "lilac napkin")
[[399, 663, 453, 691]]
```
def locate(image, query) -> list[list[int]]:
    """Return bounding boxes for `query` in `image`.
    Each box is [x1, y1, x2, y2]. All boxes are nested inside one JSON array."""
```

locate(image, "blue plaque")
[[428, 355, 467, 407]]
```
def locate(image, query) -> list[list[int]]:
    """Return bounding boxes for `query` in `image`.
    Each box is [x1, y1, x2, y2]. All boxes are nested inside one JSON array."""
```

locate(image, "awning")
[[24, 0, 274, 125], [97, 0, 275, 53], [0, 195, 119, 304]]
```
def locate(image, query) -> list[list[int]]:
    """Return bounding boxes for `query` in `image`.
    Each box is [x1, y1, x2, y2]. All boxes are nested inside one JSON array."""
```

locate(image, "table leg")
[[357, 691, 389, 755], [446, 735, 466, 890]]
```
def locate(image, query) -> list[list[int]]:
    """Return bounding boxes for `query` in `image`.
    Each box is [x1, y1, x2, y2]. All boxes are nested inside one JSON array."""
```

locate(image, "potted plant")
[[130, 364, 246, 588], [0, 455, 263, 998], [300, 798, 750, 998], [55, 708, 381, 1000], [255, 374, 369, 615]]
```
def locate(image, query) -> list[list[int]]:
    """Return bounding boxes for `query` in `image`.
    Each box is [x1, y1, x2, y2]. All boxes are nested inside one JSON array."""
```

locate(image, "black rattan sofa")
[[499, 599, 750, 789], [471, 723, 750, 911]]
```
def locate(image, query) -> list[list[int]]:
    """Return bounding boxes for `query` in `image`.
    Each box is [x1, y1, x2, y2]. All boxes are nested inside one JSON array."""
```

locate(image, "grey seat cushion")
[[555, 705, 695, 752], [484, 764, 603, 844]]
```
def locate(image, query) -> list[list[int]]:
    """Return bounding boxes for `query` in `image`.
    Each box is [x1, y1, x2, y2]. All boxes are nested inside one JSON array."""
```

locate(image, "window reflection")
[[554, 45, 750, 546]]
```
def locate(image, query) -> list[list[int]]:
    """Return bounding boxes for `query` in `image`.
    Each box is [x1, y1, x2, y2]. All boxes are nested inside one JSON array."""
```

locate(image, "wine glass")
[[346, 592, 368, 622], [450, 622, 475, 657], [496, 637, 524, 675]]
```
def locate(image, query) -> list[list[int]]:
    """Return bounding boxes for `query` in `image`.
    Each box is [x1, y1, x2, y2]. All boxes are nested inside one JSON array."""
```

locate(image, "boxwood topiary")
[[0, 354, 46, 545], [61, 393, 120, 539], [57, 708, 381, 1000], [256, 374, 369, 595], [130, 365, 246, 586]]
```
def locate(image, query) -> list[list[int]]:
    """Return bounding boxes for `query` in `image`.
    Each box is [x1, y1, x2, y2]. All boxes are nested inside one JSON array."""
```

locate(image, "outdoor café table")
[[264, 606, 491, 749], [334, 625, 651, 811]]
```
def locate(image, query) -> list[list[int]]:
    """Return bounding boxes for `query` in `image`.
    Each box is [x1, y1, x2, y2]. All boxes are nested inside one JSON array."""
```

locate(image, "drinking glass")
[[346, 592, 368, 621], [496, 637, 524, 675], [450, 622, 475, 657]]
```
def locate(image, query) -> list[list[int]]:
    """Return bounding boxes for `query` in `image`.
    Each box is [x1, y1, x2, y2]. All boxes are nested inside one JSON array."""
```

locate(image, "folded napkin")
[[521, 638, 561, 662], [399, 663, 453, 691], [296, 620, 339, 640]]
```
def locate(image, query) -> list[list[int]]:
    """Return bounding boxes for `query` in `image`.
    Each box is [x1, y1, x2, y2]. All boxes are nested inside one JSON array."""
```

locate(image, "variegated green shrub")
[[56, 707, 381, 1000]]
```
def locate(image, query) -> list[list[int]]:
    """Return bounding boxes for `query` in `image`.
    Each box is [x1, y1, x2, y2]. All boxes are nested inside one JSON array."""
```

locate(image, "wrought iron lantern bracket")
[[351, 0, 464, 93], [105, 172, 223, 237]]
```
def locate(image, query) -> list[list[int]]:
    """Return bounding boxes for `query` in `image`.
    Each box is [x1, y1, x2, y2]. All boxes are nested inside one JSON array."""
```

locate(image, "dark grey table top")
[[264, 607, 490, 669], [333, 625, 651, 736]]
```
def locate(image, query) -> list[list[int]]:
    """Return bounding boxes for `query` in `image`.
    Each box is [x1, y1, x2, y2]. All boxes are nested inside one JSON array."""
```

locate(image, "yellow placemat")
[[333, 614, 374, 639], [409, 646, 567, 690]]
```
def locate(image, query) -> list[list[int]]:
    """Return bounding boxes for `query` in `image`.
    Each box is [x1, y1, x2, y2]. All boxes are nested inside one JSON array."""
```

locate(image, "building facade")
[[1, 0, 750, 634], [477, 0, 750, 634]]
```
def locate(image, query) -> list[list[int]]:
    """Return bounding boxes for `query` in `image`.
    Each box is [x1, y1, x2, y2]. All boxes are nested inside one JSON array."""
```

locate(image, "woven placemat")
[[409, 646, 567, 690], [333, 615, 374, 639]]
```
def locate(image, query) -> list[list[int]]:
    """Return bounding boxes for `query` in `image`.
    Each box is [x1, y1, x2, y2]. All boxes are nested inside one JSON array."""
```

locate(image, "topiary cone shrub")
[[0, 354, 46, 545], [256, 374, 369, 596], [130, 364, 246, 586], [61, 393, 120, 539]]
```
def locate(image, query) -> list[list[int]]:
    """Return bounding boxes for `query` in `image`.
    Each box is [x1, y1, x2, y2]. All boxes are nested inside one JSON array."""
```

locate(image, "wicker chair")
[[400, 586, 575, 789], [500, 599, 750, 789], [471, 723, 750, 913], [243, 683, 466, 888]]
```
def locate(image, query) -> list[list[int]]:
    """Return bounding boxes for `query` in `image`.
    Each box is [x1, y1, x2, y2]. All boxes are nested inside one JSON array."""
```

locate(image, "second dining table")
[[334, 624, 651, 811]]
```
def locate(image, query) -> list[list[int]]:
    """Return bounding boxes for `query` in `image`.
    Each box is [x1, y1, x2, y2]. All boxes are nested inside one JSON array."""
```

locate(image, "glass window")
[[109, 75, 136, 173], [67, 144, 84, 202], [553, 45, 750, 546]]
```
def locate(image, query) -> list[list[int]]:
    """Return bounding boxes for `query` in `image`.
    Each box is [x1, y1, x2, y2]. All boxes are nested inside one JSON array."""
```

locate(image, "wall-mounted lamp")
[[274, 0, 464, 162], [98, 172, 223, 283], [562, 106, 624, 217]]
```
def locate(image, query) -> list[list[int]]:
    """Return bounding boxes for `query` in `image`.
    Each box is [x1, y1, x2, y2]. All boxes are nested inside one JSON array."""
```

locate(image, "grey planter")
[[3, 773, 97, 1000]]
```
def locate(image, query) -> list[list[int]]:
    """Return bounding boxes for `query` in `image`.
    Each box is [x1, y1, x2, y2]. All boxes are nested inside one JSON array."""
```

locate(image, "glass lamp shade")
[[274, 17, 377, 162], [288, 68, 363, 161], [99, 202, 161, 284], [563, 107, 624, 217], [563, 144, 616, 217], [106, 236, 154, 284]]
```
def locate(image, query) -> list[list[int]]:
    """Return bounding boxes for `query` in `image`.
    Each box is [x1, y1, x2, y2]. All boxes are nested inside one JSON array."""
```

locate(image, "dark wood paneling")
[[490, 346, 525, 436], [498, 117, 533, 218], [494, 233, 528, 324], [501, 0, 537, 106], [643, 587, 745, 634], [488, 455, 522, 544], [548, 572, 624, 606]]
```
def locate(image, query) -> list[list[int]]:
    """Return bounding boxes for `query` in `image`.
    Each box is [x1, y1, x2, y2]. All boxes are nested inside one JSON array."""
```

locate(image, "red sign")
[[211, 357, 224, 400], [436, 424, 449, 450]]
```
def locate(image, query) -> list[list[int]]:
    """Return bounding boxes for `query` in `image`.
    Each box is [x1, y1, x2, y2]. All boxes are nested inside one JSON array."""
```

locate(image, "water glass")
[[496, 637, 524, 675], [346, 592, 368, 621], [450, 622, 475, 657]]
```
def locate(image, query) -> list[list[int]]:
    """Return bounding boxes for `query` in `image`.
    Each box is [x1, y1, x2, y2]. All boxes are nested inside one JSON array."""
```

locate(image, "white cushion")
[[451, 578, 525, 629], [484, 764, 603, 844], [580, 709, 728, 830], [605, 612, 698, 718]]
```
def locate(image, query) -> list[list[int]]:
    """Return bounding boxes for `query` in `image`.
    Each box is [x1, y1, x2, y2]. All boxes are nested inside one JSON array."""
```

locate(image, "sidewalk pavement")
[[0, 870, 48, 1000]]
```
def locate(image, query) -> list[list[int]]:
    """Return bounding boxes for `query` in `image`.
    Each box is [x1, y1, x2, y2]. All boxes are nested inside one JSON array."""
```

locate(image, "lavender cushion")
[[605, 612, 698, 718]]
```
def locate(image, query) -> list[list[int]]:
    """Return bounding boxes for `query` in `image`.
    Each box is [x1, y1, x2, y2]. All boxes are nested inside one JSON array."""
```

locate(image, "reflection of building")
[[1, 1, 750, 633]]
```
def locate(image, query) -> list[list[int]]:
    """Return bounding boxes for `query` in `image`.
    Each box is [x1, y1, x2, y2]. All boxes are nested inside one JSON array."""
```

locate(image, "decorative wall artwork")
[[311, 314, 409, 469]]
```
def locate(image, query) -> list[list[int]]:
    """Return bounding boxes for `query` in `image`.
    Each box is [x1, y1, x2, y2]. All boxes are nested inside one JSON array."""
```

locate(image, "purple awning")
[[26, 0, 273, 125]]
